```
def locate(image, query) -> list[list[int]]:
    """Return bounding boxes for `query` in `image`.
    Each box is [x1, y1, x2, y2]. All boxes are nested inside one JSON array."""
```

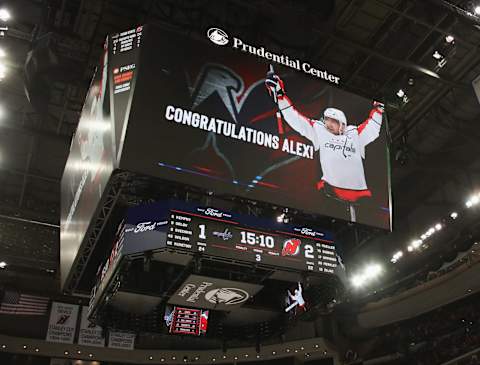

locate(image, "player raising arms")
[[265, 71, 384, 204]]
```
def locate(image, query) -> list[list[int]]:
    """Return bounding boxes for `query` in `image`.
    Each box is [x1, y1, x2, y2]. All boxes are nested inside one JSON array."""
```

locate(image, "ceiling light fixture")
[[445, 35, 455, 43], [0, 9, 10, 22], [433, 50, 443, 60], [396, 89, 405, 98]]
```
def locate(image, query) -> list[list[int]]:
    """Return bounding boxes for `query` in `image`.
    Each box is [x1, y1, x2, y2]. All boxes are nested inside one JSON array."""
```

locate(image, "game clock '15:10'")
[[197, 224, 316, 259]]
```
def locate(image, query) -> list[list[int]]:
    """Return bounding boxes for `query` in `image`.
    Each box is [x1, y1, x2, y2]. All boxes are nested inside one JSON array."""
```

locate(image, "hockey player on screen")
[[285, 282, 306, 314], [265, 70, 384, 211]]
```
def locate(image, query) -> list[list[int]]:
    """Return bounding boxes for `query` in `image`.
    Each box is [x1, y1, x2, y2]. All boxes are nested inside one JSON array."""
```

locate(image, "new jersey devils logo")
[[282, 238, 301, 256]]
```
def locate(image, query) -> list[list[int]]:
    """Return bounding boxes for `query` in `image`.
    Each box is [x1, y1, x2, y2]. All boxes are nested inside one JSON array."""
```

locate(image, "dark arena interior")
[[0, 0, 480, 364]]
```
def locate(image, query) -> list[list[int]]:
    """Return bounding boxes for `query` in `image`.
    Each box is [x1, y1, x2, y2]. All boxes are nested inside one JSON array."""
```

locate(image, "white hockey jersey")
[[278, 97, 383, 191]]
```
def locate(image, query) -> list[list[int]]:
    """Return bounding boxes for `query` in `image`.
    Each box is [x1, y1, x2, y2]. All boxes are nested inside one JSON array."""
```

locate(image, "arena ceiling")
[[0, 0, 479, 294]]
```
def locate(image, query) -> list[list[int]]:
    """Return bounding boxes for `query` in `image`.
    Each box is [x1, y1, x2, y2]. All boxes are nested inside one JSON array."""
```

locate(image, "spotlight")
[[445, 35, 455, 43], [435, 223, 442, 231], [466, 200, 473, 208], [407, 245, 413, 252], [149, 356, 153, 360], [472, 195, 480, 205], [23, 345, 27, 349], [64, 351, 69, 355], [0, 9, 10, 22], [351, 274, 364, 287], [396, 89, 405, 98], [412, 240, 422, 249], [433, 50, 443, 60], [35, 348, 39, 352], [0, 261, 6, 269], [391, 250, 403, 263], [89, 354, 93, 358], [475, 5, 480, 15], [450, 212, 458, 219], [364, 264, 382, 279]]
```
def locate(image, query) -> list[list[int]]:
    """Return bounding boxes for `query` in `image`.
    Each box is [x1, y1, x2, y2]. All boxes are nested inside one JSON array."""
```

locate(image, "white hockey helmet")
[[324, 107, 347, 127]]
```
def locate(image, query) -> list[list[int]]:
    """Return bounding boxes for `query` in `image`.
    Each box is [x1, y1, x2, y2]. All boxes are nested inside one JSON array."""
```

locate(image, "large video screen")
[[164, 306, 209, 336], [121, 25, 391, 230], [60, 27, 143, 290]]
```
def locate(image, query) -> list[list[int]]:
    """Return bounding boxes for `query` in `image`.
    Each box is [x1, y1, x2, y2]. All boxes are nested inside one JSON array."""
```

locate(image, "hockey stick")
[[269, 64, 284, 136]]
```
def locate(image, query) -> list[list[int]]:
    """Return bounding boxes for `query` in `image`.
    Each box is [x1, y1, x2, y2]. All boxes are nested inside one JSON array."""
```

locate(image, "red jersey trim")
[[316, 180, 372, 202]]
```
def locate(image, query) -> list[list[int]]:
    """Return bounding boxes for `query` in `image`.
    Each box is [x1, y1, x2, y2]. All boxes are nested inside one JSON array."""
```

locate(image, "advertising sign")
[[46, 302, 79, 344], [108, 331, 136, 350], [168, 275, 263, 311], [120, 25, 391, 230], [78, 306, 105, 347]]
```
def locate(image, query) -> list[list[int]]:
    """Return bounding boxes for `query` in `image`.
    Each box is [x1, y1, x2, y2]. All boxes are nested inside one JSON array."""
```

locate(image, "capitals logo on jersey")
[[282, 238, 301, 256]]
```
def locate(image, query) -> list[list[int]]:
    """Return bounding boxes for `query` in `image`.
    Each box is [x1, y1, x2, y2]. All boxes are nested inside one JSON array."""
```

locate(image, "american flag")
[[0, 291, 49, 315]]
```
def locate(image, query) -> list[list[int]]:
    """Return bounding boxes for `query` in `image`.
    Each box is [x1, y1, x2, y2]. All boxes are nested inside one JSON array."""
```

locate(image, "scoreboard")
[[165, 207, 337, 274], [167, 307, 209, 336]]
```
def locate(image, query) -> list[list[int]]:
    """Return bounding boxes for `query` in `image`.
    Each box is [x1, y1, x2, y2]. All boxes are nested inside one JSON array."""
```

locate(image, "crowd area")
[[367, 291, 480, 365], [359, 249, 479, 306]]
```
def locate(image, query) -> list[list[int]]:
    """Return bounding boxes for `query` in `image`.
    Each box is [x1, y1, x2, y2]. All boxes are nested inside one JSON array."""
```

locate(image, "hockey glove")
[[265, 72, 286, 102]]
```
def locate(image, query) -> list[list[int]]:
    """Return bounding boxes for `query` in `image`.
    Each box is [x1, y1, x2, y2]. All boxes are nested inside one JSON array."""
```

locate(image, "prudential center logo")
[[207, 27, 229, 46]]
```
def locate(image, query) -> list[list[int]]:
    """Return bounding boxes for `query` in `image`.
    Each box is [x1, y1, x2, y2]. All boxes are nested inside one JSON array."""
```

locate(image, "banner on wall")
[[46, 302, 79, 344], [78, 306, 105, 347], [108, 330, 136, 350]]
